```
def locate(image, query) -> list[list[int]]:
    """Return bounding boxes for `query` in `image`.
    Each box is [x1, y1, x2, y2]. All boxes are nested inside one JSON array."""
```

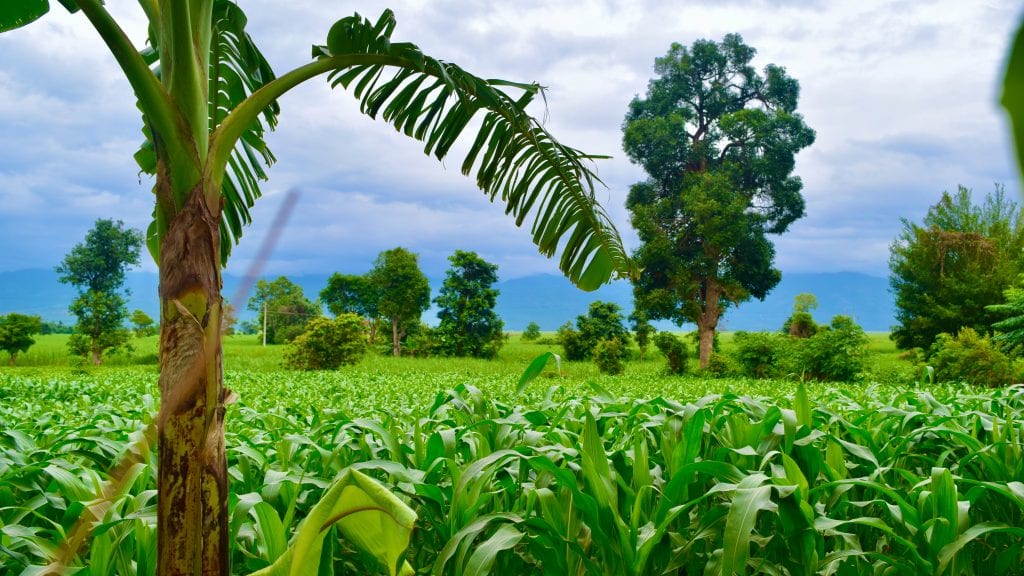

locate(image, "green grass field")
[[3, 332, 1022, 574]]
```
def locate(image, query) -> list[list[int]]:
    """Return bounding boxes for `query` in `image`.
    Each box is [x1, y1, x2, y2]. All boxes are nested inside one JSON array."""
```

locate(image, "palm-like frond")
[[134, 0, 278, 264], [316, 10, 634, 290], [208, 0, 279, 262]]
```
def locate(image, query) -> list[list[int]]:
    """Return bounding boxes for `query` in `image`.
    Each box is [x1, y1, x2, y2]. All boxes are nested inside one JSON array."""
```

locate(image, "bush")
[[732, 331, 793, 378], [703, 352, 732, 377], [521, 322, 541, 341], [557, 322, 588, 361], [801, 315, 869, 382], [558, 301, 631, 361], [593, 338, 627, 375], [653, 332, 688, 375], [284, 314, 367, 370], [783, 311, 818, 338], [928, 327, 1019, 387]]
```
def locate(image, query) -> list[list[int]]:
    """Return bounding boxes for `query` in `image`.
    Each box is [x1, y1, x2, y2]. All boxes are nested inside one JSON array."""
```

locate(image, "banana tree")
[[1, 1, 633, 573]]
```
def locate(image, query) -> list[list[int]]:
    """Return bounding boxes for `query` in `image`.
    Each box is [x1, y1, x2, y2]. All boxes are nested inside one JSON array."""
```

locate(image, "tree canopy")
[[320, 272, 382, 343], [623, 34, 814, 367], [889, 185, 1024, 351], [246, 276, 320, 344], [434, 250, 504, 358]]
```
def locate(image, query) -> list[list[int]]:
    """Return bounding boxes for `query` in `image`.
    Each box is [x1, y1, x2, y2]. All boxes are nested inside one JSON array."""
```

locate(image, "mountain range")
[[0, 268, 896, 332]]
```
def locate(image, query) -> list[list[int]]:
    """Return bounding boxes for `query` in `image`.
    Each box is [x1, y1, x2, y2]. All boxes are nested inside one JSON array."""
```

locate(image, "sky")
[[0, 0, 1021, 284]]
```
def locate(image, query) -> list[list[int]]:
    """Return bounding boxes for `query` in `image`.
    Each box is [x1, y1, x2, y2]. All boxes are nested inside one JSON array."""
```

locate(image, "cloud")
[[0, 0, 1021, 288]]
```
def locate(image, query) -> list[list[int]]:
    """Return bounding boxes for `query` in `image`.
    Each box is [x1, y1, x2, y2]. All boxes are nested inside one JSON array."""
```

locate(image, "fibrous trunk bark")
[[157, 187, 229, 575]]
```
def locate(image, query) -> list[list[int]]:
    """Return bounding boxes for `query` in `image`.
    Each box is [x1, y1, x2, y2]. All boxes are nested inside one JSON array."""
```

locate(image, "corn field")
[[1, 369, 1022, 574]]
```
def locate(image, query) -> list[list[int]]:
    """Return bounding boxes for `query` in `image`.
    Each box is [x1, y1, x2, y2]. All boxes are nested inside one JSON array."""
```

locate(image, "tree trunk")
[[91, 342, 102, 366], [8, 353, 14, 367], [696, 279, 722, 369], [156, 188, 229, 575], [392, 317, 401, 357]]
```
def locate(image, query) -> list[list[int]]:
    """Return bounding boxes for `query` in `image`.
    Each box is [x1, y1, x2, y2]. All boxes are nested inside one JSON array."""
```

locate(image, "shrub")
[[557, 322, 588, 361], [928, 327, 1019, 387], [801, 315, 869, 382], [732, 331, 793, 378], [653, 332, 688, 375], [783, 311, 818, 338], [284, 314, 367, 370], [703, 352, 732, 377], [521, 322, 542, 341], [559, 301, 631, 361], [593, 338, 627, 375]]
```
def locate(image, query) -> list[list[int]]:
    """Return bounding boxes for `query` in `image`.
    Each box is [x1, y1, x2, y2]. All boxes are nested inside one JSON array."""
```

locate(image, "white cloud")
[[0, 0, 1021, 284]]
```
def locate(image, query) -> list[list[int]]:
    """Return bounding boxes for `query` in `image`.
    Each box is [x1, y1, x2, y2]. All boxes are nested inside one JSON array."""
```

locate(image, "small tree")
[[131, 309, 157, 337], [221, 301, 238, 336], [370, 247, 431, 357], [653, 331, 688, 375], [521, 321, 542, 341], [247, 276, 320, 344], [284, 314, 367, 370], [0, 313, 42, 366], [56, 219, 143, 364], [320, 273, 382, 344], [630, 311, 655, 361], [434, 251, 504, 358], [782, 293, 818, 338], [558, 301, 631, 361], [593, 338, 627, 375]]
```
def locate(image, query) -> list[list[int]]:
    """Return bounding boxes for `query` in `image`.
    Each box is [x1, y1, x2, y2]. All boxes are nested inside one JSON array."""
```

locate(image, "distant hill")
[[0, 269, 895, 332]]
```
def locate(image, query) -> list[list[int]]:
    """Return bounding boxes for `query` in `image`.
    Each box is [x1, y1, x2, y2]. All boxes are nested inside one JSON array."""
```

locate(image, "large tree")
[[890, 185, 1024, 351], [246, 276, 320, 344], [0, 313, 42, 366], [370, 247, 431, 357], [434, 250, 504, 358], [623, 35, 814, 367], [1, 3, 631, 573], [56, 219, 143, 364]]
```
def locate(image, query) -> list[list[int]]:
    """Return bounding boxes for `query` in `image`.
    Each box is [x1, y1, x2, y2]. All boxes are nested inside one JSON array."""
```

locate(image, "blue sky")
[[0, 0, 1020, 283]]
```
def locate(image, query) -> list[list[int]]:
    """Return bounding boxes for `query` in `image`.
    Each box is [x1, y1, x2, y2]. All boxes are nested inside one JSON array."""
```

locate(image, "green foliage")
[[557, 301, 631, 361], [130, 309, 156, 337], [3, 371, 1024, 574], [653, 331, 688, 374], [0, 313, 42, 365], [56, 219, 142, 365], [782, 292, 819, 337], [433, 251, 504, 359], [521, 322, 542, 341], [929, 327, 1019, 387], [283, 314, 367, 370], [630, 311, 655, 361], [247, 276, 320, 344], [987, 275, 1024, 354], [593, 338, 628, 375], [733, 331, 794, 378], [370, 247, 431, 357], [801, 315, 869, 382], [625, 35, 814, 366], [890, 184, 1024, 350], [55, 219, 143, 294]]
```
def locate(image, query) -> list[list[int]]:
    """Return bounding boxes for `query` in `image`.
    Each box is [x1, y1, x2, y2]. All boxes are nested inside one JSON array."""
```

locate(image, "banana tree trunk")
[[157, 187, 229, 575]]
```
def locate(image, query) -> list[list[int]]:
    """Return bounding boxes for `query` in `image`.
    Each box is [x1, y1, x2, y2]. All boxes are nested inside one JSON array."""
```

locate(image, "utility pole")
[[262, 301, 267, 347]]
